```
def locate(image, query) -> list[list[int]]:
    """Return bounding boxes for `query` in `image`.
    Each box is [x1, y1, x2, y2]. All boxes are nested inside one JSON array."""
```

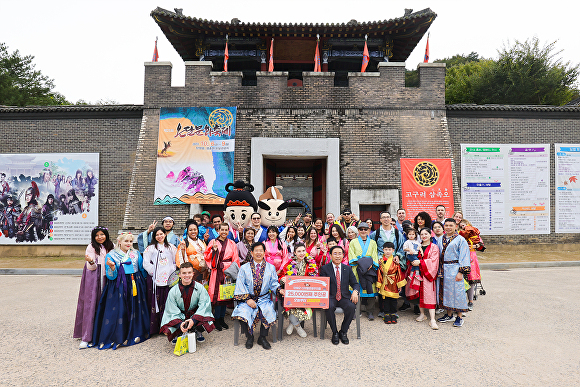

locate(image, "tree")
[[444, 38, 579, 105], [0, 42, 70, 106]]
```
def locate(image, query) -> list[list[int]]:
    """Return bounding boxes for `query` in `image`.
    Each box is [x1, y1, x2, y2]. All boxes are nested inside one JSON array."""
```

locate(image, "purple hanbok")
[[73, 244, 108, 343]]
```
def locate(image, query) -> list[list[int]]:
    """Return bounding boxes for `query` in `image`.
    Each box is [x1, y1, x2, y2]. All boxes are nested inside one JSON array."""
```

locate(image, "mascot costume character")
[[223, 180, 258, 243], [258, 186, 289, 231]]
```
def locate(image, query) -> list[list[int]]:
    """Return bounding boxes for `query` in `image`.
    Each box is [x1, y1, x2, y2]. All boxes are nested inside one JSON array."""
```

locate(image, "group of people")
[[73, 204, 484, 351]]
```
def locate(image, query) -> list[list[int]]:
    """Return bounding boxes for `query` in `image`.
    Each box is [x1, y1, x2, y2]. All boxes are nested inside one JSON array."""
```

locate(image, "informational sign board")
[[400, 158, 455, 221], [154, 107, 236, 205], [555, 144, 580, 233], [0, 153, 99, 244], [460, 144, 550, 235], [283, 276, 330, 309]]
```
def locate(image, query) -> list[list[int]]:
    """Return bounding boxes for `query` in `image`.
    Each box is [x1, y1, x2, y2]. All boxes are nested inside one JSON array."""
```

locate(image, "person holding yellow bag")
[[204, 223, 239, 331], [160, 262, 215, 345]]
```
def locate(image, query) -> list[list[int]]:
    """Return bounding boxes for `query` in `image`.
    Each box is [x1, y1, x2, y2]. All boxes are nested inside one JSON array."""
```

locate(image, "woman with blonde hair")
[[91, 232, 150, 349]]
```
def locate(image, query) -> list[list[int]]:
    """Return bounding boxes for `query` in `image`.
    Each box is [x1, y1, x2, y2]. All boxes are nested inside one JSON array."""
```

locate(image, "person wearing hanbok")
[[143, 227, 177, 335], [458, 219, 484, 310], [73, 226, 114, 348], [264, 225, 289, 276], [431, 221, 445, 253], [376, 241, 406, 324], [160, 262, 215, 344], [204, 222, 240, 331], [279, 225, 299, 258], [329, 224, 350, 259], [407, 228, 440, 330], [91, 233, 150, 349], [348, 222, 379, 320], [138, 217, 179, 253], [232, 242, 284, 350], [304, 228, 321, 267], [176, 220, 208, 283], [280, 243, 318, 337], [237, 227, 255, 266], [437, 219, 471, 327]]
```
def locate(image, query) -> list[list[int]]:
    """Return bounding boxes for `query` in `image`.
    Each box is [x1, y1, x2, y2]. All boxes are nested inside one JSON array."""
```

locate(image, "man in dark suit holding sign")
[[320, 246, 360, 345]]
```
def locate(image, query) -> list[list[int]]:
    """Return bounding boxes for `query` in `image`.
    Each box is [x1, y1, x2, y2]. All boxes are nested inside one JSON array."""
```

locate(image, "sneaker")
[[196, 331, 205, 342], [368, 312, 375, 321], [437, 314, 454, 323], [391, 314, 397, 324], [416, 314, 427, 322], [429, 320, 439, 330], [384, 314, 392, 324], [435, 308, 444, 314], [467, 302, 473, 311], [295, 326, 307, 338], [79, 341, 89, 349], [453, 317, 464, 327], [286, 324, 294, 335], [399, 302, 411, 311], [377, 312, 385, 318]]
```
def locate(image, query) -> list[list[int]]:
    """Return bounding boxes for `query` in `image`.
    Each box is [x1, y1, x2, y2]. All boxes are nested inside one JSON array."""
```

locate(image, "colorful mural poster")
[[154, 107, 236, 205], [555, 144, 580, 233], [460, 144, 550, 235], [0, 153, 99, 245], [400, 159, 455, 221]]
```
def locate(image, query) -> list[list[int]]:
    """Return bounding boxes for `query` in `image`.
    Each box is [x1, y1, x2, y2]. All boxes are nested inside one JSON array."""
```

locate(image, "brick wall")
[[447, 108, 580, 244], [123, 61, 452, 234], [0, 107, 142, 238]]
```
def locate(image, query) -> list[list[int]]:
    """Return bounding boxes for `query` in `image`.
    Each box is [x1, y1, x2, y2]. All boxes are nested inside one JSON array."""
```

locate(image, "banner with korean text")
[[283, 276, 330, 309], [460, 144, 550, 235], [555, 144, 580, 233], [400, 158, 454, 222], [154, 107, 236, 205]]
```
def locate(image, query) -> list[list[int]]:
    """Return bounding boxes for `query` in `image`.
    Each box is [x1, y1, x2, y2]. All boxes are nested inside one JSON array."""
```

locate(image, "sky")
[[1, 0, 579, 105]]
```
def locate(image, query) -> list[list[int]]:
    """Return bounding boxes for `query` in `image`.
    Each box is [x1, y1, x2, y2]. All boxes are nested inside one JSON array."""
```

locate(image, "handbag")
[[223, 262, 239, 281], [218, 278, 236, 301], [173, 333, 188, 356]]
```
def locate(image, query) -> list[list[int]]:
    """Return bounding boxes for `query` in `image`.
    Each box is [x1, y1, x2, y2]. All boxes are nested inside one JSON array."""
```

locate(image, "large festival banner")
[[555, 144, 580, 233], [460, 144, 550, 235], [400, 159, 454, 221], [154, 107, 236, 205], [0, 153, 99, 245]]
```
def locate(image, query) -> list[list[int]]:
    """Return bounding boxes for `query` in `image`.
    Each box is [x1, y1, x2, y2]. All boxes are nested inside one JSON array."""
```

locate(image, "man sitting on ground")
[[160, 262, 215, 344]]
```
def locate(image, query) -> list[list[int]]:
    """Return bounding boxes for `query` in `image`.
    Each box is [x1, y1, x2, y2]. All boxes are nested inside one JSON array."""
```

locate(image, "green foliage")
[[405, 69, 419, 87], [0, 42, 70, 106], [435, 52, 481, 67], [445, 38, 579, 105]]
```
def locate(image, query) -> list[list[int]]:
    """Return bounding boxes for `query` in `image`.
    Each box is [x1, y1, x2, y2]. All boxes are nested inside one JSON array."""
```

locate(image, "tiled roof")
[[0, 105, 143, 113], [446, 104, 580, 112]]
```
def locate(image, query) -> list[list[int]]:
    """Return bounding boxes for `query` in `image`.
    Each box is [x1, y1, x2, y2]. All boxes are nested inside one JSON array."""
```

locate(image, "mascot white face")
[[223, 180, 257, 230], [258, 186, 289, 227]]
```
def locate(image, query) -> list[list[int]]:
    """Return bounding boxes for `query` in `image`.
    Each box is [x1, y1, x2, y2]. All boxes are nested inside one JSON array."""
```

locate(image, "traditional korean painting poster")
[[0, 153, 99, 245], [555, 144, 580, 233], [154, 107, 236, 205], [400, 159, 454, 221], [460, 144, 550, 235]]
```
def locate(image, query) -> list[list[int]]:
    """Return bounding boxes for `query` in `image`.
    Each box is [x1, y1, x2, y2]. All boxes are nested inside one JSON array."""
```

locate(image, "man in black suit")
[[320, 246, 360, 345]]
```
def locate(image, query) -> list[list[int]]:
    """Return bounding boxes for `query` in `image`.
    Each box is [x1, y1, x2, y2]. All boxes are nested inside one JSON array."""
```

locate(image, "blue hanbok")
[[231, 261, 280, 335], [92, 248, 150, 349], [437, 233, 471, 312]]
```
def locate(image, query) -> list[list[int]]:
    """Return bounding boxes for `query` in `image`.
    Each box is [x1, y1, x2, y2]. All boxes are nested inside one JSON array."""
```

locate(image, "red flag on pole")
[[268, 38, 274, 72], [423, 33, 430, 63], [361, 35, 369, 72], [224, 35, 229, 72], [152, 37, 159, 62], [314, 35, 321, 72]]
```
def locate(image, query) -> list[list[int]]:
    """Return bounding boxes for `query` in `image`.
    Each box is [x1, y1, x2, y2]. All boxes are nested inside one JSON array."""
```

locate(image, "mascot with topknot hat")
[[258, 185, 289, 231], [223, 180, 258, 243]]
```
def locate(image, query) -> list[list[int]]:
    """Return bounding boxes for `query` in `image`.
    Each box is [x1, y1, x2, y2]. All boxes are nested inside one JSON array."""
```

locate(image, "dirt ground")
[[0, 243, 578, 269]]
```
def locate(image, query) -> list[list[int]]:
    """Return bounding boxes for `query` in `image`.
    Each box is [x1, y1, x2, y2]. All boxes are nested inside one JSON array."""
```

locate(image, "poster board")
[[460, 144, 550, 235], [555, 144, 580, 233], [0, 153, 99, 244], [283, 276, 330, 309]]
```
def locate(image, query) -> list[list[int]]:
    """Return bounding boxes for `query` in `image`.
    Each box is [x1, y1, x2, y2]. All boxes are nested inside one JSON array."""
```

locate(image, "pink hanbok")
[[264, 239, 288, 275], [405, 242, 440, 309]]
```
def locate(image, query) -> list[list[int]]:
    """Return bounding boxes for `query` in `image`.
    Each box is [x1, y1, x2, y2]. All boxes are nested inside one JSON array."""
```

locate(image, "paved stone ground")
[[1, 268, 579, 387]]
